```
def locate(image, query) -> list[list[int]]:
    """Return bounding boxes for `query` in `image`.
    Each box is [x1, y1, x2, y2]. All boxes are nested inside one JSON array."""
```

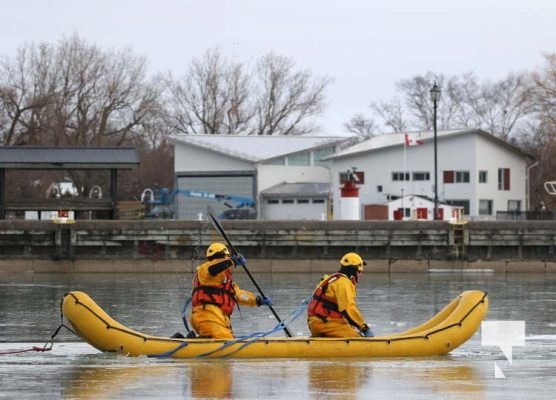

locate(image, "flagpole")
[[402, 133, 407, 220]]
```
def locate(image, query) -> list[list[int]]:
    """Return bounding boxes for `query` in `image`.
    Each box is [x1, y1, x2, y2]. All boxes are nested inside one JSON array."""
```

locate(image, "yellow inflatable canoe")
[[61, 290, 488, 359]]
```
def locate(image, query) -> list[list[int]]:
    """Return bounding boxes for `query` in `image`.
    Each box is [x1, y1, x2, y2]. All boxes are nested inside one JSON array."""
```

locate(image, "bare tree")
[[0, 34, 162, 146], [164, 49, 331, 135], [0, 43, 57, 145], [455, 72, 531, 140], [361, 73, 448, 133], [353, 71, 531, 139], [253, 53, 331, 135], [524, 52, 556, 208], [369, 98, 410, 133], [516, 118, 556, 208], [343, 114, 377, 139], [164, 48, 253, 135], [529, 53, 556, 130], [398, 73, 469, 131]]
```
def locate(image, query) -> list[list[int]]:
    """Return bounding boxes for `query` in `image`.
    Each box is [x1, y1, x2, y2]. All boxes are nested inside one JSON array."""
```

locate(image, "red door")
[[437, 208, 444, 220], [416, 208, 428, 220]]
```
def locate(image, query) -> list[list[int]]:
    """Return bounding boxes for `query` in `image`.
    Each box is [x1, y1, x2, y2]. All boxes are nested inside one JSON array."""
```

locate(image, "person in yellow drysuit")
[[307, 252, 374, 338], [189, 242, 272, 339]]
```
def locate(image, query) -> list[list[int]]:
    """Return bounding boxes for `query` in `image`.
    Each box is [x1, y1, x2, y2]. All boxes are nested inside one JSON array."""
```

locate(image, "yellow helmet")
[[206, 242, 230, 259], [340, 252, 366, 271]]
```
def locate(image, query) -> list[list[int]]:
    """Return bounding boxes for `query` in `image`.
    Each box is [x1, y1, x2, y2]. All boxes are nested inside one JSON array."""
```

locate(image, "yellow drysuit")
[[307, 272, 367, 337], [190, 257, 258, 339]]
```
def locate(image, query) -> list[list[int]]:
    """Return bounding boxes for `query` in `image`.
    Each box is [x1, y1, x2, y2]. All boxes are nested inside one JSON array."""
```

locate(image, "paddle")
[[206, 205, 293, 337]]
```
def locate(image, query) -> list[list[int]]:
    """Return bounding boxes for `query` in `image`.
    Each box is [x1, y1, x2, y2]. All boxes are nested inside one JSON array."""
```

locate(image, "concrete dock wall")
[[1, 220, 555, 273]]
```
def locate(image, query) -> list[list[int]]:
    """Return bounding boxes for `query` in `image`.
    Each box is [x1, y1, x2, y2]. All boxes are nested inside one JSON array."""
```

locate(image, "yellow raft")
[[61, 290, 488, 359]]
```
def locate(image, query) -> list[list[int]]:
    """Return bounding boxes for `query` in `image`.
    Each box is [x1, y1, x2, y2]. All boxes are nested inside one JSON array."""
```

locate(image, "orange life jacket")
[[307, 273, 346, 320], [192, 267, 236, 315]]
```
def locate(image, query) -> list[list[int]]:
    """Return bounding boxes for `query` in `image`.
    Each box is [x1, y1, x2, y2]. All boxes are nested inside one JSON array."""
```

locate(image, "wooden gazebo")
[[0, 146, 139, 220]]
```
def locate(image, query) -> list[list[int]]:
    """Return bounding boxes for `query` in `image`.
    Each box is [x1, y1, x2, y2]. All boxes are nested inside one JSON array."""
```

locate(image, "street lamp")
[[429, 82, 441, 220]]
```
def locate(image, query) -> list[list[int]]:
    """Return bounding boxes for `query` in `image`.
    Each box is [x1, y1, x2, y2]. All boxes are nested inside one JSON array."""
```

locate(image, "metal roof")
[[171, 134, 348, 162], [261, 182, 330, 198], [0, 146, 140, 169], [324, 128, 533, 160]]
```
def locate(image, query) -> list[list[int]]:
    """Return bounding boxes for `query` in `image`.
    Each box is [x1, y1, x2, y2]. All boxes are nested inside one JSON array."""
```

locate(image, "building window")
[[444, 170, 469, 183], [412, 172, 430, 181], [377, 185, 382, 192], [508, 200, 521, 211], [392, 172, 410, 181], [455, 171, 470, 183], [287, 152, 311, 166], [446, 199, 470, 215], [479, 170, 487, 183], [312, 199, 325, 204], [264, 158, 285, 165], [267, 199, 279, 204], [479, 199, 493, 215], [282, 199, 294, 204], [313, 146, 335, 166], [498, 168, 510, 190], [297, 199, 309, 204]]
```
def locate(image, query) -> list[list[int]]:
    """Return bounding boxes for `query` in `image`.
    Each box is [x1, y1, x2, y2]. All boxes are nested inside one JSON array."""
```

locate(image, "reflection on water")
[[189, 362, 233, 399], [63, 362, 234, 399], [53, 357, 487, 400], [404, 363, 484, 396], [308, 362, 370, 399], [0, 271, 555, 399]]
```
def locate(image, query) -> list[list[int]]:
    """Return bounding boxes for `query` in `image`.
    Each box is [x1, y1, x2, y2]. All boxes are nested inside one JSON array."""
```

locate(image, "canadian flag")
[[405, 133, 424, 146]]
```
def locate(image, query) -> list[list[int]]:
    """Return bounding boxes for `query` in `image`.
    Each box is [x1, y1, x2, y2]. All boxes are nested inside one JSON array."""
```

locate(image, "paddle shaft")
[[207, 206, 293, 337]]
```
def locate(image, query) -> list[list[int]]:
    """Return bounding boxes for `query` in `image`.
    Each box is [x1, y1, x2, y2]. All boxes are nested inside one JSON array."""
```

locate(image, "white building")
[[325, 129, 534, 220], [171, 135, 348, 219], [260, 182, 330, 220], [386, 195, 463, 221]]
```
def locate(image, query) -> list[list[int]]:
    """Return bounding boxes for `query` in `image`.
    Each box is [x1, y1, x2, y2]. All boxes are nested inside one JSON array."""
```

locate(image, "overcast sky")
[[1, 0, 555, 135]]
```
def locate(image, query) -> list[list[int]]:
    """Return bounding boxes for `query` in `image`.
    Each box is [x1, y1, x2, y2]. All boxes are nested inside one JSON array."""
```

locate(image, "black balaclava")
[[339, 266, 359, 284]]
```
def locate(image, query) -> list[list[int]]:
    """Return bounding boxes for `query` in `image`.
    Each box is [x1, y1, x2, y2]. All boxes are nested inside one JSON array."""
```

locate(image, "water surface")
[[0, 270, 554, 399]]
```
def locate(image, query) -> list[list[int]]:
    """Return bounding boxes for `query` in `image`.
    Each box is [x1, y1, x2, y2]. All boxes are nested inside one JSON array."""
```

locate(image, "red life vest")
[[307, 273, 346, 320], [192, 266, 236, 315]]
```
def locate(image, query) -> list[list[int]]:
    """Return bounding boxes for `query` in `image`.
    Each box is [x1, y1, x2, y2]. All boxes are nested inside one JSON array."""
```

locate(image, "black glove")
[[231, 253, 246, 266], [256, 295, 272, 307], [360, 324, 374, 337]]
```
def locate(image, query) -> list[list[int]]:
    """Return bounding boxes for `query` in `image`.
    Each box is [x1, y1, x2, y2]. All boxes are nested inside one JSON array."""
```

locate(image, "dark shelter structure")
[[0, 146, 139, 220]]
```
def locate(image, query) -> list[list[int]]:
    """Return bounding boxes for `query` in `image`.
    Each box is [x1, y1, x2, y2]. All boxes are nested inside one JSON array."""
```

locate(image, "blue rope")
[[150, 296, 311, 359], [148, 340, 189, 358], [181, 296, 192, 332], [196, 295, 311, 358]]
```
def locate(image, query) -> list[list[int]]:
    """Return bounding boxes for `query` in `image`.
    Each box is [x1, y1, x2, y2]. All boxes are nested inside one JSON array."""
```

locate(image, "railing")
[[496, 211, 555, 221]]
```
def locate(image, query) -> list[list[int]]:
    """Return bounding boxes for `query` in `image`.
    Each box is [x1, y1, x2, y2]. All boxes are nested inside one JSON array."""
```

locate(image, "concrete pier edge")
[[0, 258, 553, 274]]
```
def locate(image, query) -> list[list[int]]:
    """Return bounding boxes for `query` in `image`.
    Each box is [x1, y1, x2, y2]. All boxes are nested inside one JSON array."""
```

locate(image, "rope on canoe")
[[383, 291, 488, 344], [0, 346, 52, 355], [63, 292, 155, 342], [0, 296, 76, 357], [180, 296, 193, 333], [148, 340, 190, 358], [194, 295, 312, 358]]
